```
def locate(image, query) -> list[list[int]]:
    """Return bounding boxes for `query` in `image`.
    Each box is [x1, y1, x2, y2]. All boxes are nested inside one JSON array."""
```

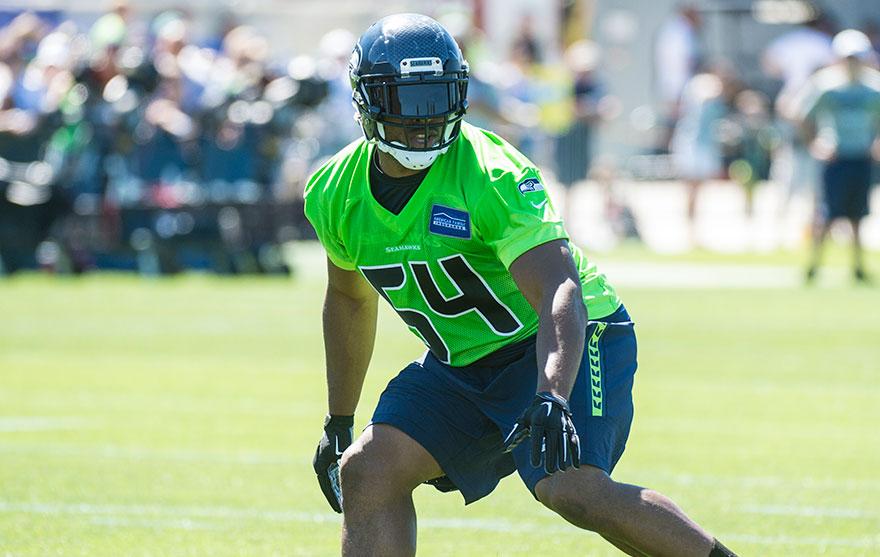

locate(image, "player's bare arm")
[[312, 259, 378, 513], [509, 239, 587, 401], [502, 239, 586, 474], [324, 258, 378, 415]]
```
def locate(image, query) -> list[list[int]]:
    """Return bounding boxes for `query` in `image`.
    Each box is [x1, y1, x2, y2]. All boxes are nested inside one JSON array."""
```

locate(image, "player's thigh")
[[340, 423, 444, 493]]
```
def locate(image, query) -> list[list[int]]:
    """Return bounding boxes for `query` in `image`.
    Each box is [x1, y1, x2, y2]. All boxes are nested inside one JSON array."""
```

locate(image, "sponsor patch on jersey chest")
[[429, 205, 471, 239]]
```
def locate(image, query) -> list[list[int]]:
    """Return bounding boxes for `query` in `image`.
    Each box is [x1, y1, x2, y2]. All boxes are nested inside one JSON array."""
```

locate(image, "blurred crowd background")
[[0, 0, 878, 276]]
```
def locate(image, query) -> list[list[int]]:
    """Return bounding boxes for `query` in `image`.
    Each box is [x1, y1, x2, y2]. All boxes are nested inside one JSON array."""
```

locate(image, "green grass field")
[[1, 245, 879, 556]]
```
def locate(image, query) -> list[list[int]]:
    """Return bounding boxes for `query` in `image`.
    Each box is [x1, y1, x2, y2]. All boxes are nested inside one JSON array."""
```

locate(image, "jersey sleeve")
[[303, 173, 357, 271], [473, 167, 569, 268]]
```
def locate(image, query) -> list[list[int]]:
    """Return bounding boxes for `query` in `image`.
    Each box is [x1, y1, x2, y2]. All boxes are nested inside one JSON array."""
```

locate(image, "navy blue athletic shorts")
[[822, 157, 872, 220], [370, 305, 637, 504]]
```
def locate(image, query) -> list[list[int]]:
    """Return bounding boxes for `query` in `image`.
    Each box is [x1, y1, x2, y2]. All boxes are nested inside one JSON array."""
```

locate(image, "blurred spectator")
[[726, 89, 779, 218], [795, 30, 880, 283], [865, 21, 880, 64], [654, 3, 703, 152], [441, 13, 508, 135], [553, 39, 614, 223], [495, 16, 547, 161], [670, 68, 736, 233], [596, 160, 641, 244], [0, 7, 337, 275], [0, 13, 69, 273], [132, 13, 196, 199], [314, 28, 360, 156], [763, 13, 836, 118], [763, 12, 835, 215], [511, 15, 541, 68], [0, 12, 48, 69], [197, 24, 270, 190]]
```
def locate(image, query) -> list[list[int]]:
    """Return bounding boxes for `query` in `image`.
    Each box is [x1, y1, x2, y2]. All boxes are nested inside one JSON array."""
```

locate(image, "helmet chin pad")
[[375, 139, 448, 170]]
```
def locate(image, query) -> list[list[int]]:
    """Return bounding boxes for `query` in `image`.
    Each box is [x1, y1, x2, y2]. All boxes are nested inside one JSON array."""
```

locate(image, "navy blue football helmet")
[[349, 13, 469, 169]]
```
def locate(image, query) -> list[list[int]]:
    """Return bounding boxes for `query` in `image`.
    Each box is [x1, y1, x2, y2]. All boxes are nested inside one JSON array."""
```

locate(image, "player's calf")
[[536, 466, 731, 557]]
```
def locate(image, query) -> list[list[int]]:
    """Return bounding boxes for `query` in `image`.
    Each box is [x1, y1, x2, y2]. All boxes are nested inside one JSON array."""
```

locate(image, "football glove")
[[312, 414, 354, 513], [503, 392, 581, 474]]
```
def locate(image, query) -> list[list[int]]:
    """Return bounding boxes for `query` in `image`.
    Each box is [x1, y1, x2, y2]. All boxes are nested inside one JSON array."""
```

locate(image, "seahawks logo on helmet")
[[348, 45, 361, 82]]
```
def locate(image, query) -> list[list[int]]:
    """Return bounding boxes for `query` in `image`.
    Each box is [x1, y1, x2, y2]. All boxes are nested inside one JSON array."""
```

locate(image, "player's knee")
[[338, 445, 377, 497], [338, 443, 414, 501]]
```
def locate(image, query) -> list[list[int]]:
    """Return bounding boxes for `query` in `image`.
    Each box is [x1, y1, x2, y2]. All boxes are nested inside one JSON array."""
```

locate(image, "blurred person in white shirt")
[[670, 68, 737, 238], [763, 13, 836, 215], [654, 4, 703, 151]]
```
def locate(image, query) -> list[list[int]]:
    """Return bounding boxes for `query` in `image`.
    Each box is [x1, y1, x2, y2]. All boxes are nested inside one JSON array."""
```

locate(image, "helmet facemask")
[[353, 57, 468, 169]]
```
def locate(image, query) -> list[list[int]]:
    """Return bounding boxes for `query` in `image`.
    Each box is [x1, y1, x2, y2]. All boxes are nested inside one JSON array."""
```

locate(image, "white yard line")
[[89, 515, 224, 531], [0, 501, 337, 524], [3, 442, 880, 495], [741, 504, 879, 519], [1, 500, 877, 548], [0, 391, 314, 417], [627, 469, 880, 492], [0, 417, 91, 432], [0, 443, 294, 465], [723, 533, 880, 549]]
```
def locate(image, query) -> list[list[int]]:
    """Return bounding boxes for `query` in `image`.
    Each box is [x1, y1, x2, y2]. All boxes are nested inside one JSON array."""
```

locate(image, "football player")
[[307, 13, 737, 557]]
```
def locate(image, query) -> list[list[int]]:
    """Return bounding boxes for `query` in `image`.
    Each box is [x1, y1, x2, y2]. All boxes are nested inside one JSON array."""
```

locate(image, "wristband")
[[325, 414, 354, 427]]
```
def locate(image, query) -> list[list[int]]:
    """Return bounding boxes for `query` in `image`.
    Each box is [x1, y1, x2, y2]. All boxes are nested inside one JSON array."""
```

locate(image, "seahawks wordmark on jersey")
[[305, 123, 620, 366]]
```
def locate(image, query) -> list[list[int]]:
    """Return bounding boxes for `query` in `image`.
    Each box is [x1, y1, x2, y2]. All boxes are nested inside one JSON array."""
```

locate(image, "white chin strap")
[[376, 141, 448, 170]]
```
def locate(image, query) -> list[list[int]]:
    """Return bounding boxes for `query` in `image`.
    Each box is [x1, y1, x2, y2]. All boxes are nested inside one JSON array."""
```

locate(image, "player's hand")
[[312, 414, 354, 513], [503, 392, 580, 474]]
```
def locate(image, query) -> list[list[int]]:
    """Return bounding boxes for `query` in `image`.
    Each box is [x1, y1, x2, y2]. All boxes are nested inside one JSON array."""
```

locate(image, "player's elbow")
[[570, 281, 588, 331], [548, 278, 587, 332], [325, 283, 377, 316]]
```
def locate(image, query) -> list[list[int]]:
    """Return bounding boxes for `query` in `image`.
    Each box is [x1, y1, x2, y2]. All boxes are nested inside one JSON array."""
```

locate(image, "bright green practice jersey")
[[304, 122, 620, 366]]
